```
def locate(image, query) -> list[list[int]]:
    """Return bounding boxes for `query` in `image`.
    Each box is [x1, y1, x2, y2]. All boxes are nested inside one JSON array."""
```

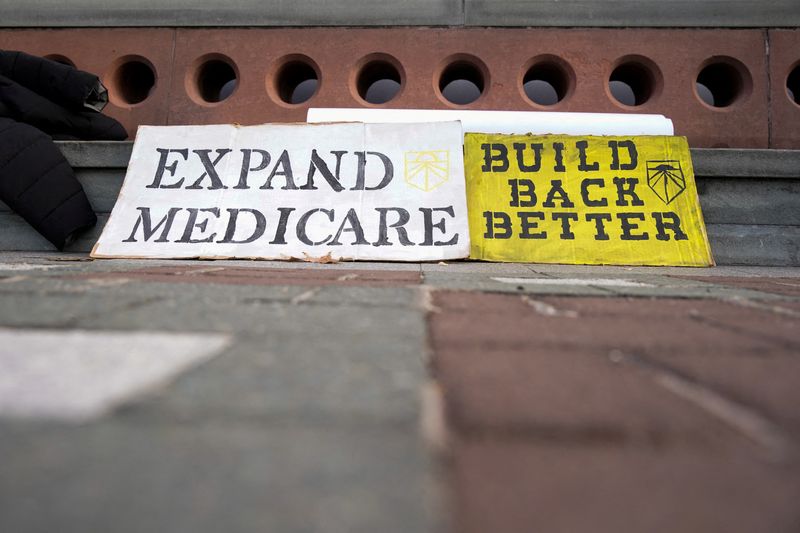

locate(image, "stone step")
[[2, 142, 799, 265], [1, 0, 797, 27]]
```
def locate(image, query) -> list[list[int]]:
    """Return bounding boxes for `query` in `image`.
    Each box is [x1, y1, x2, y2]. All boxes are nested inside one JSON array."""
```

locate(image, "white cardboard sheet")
[[92, 122, 469, 261], [307, 108, 674, 136]]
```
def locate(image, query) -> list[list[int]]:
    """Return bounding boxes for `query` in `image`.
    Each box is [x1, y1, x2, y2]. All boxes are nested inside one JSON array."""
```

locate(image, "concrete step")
[[1, 142, 799, 265], [1, 0, 797, 27]]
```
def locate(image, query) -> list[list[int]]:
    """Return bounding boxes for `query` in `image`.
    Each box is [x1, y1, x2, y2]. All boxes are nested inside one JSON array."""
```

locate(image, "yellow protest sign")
[[464, 134, 713, 266]]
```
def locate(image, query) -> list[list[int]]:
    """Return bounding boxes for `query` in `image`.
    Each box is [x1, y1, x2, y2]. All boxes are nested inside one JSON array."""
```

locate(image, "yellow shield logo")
[[404, 150, 450, 192]]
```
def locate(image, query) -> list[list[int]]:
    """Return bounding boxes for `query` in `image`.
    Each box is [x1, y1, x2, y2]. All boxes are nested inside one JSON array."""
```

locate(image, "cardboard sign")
[[92, 122, 469, 261], [308, 108, 674, 136], [464, 134, 714, 266]]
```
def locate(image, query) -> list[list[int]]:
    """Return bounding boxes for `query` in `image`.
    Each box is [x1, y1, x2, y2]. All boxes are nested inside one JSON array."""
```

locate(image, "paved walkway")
[[1, 252, 798, 533]]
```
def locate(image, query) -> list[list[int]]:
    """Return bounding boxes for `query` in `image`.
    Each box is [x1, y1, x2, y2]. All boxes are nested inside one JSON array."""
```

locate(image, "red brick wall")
[[1, 28, 797, 148]]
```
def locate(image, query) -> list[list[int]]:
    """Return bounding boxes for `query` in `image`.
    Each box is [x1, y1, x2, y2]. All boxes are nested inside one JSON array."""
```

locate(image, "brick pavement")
[[429, 291, 800, 533], [0, 252, 798, 533]]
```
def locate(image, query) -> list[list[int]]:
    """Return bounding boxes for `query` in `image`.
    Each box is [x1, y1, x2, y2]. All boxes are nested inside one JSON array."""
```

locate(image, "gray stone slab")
[[0, 261, 426, 421], [0, 0, 463, 26], [527, 263, 800, 279], [421, 267, 798, 298], [0, 272, 416, 326], [0, 288, 168, 328], [526, 263, 727, 277], [193, 260, 423, 272], [48, 145, 799, 180], [0, 261, 84, 273], [707, 224, 800, 266], [592, 275, 788, 300], [87, 257, 420, 273], [306, 285, 421, 308], [76, 169, 125, 213], [123, 303, 427, 424], [692, 149, 800, 179], [421, 270, 611, 295], [6, 252, 799, 279], [57, 141, 132, 169], [0, 212, 106, 252], [697, 178, 800, 226], [0, 256, 203, 276], [0, 422, 437, 533], [0, 254, 441, 532], [68, 282, 415, 329], [488, 271, 784, 299], [465, 0, 800, 27], [723, 266, 800, 278], [1, 168, 126, 214], [421, 261, 535, 275]]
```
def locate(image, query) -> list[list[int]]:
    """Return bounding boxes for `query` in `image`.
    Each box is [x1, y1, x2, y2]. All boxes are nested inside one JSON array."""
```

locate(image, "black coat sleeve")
[[0, 50, 108, 112], [0, 74, 127, 140], [0, 117, 97, 250]]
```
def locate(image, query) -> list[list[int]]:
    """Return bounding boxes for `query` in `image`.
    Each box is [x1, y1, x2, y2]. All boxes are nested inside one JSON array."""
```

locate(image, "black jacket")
[[0, 51, 127, 250]]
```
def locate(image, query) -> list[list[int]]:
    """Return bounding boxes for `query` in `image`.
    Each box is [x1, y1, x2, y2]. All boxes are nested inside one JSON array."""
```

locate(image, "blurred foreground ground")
[[1, 251, 798, 533]]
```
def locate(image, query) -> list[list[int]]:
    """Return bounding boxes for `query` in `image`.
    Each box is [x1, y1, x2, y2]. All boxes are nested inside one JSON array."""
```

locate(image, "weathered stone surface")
[[0, 213, 107, 252], [706, 224, 800, 266], [692, 149, 800, 179], [696, 178, 800, 226], [452, 440, 800, 533], [465, 0, 800, 28], [674, 276, 800, 297], [57, 141, 133, 168], [1, 253, 799, 533], [0, 256, 439, 533], [2, 0, 799, 28], [0, 0, 463, 27], [0, 423, 437, 533], [66, 266, 422, 287]]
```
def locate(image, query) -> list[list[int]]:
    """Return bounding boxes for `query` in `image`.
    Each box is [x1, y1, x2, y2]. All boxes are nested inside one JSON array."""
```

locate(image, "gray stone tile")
[[723, 266, 800, 278], [0, 422, 438, 533], [122, 305, 428, 424], [421, 271, 611, 296], [0, 291, 162, 329], [1, 0, 463, 26], [465, 0, 800, 27], [421, 261, 533, 275], [306, 286, 420, 309]]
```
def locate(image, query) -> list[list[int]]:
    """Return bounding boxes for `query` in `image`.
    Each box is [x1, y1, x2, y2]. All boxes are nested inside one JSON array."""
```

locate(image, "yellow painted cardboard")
[[465, 134, 714, 266]]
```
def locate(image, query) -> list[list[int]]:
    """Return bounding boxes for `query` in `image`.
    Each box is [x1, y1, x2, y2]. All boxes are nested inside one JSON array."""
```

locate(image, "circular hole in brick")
[[695, 58, 750, 108], [196, 57, 238, 103], [439, 57, 487, 106], [356, 57, 403, 105], [275, 58, 319, 105], [522, 57, 573, 106], [44, 54, 75, 67], [108, 57, 156, 106], [609, 60, 659, 106], [787, 63, 800, 105]]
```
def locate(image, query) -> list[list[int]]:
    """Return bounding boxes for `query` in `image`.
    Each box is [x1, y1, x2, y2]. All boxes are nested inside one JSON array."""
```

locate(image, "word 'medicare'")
[[92, 122, 469, 261], [464, 134, 713, 266]]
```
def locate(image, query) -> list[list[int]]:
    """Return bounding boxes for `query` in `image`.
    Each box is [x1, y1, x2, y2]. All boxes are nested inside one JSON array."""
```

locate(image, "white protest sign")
[[92, 122, 469, 261]]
